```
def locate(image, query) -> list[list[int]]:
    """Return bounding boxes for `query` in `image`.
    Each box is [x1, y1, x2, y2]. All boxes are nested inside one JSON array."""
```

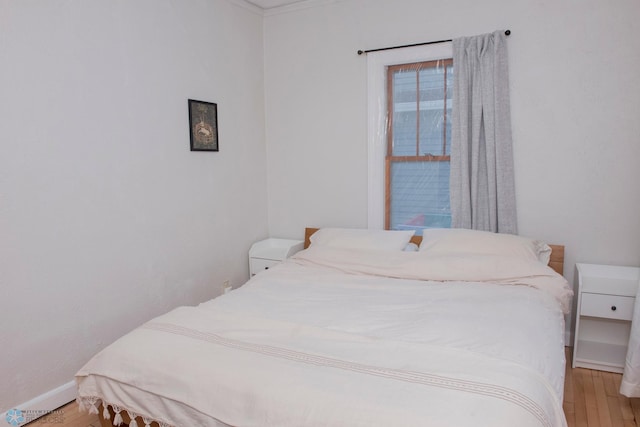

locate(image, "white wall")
[[264, 0, 640, 332], [0, 0, 267, 412], [3, 0, 639, 413]]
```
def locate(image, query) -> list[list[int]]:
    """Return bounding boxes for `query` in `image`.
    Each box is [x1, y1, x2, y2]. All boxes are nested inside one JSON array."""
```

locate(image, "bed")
[[77, 227, 572, 427]]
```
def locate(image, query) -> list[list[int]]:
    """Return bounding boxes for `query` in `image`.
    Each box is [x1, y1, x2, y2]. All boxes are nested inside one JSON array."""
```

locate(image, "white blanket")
[[77, 248, 571, 427]]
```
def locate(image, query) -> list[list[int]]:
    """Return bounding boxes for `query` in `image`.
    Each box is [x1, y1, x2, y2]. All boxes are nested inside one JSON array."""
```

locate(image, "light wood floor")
[[26, 402, 100, 427], [30, 348, 640, 427], [563, 348, 640, 427]]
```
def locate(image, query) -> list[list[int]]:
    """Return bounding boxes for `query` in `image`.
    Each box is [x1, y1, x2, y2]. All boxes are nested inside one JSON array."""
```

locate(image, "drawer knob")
[[265, 266, 269, 270], [611, 306, 617, 311]]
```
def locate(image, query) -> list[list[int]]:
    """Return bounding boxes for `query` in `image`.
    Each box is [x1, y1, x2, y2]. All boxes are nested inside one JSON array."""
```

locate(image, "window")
[[385, 59, 453, 234], [366, 42, 451, 231]]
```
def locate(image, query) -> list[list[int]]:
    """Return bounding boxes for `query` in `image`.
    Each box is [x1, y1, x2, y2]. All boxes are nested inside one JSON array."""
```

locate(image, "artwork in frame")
[[188, 99, 219, 152]]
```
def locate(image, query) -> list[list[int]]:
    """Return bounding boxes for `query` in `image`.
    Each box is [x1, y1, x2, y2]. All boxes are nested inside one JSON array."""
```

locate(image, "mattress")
[[77, 246, 571, 427]]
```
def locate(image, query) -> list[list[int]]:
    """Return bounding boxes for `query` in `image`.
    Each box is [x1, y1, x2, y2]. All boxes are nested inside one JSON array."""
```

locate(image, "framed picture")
[[188, 99, 219, 152]]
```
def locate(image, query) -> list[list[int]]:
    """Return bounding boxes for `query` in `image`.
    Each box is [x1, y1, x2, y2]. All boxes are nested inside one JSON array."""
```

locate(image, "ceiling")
[[246, 0, 308, 9]]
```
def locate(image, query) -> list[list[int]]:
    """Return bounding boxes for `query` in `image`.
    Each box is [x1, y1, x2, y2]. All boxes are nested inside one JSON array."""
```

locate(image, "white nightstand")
[[249, 238, 304, 277], [573, 263, 640, 373]]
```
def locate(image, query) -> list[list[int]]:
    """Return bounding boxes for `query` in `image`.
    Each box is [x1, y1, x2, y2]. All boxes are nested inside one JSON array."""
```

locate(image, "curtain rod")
[[357, 30, 511, 55]]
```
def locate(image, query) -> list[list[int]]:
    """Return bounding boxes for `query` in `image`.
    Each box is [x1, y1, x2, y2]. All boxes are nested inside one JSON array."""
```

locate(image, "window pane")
[[393, 69, 417, 103], [418, 66, 445, 102], [444, 108, 452, 155], [419, 109, 445, 156], [392, 70, 417, 156], [393, 112, 417, 156], [445, 64, 453, 155], [446, 64, 454, 96], [389, 161, 451, 234], [418, 66, 446, 156]]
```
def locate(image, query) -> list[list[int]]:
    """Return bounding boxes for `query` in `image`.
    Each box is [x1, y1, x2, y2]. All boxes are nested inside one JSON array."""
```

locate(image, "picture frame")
[[188, 99, 219, 152]]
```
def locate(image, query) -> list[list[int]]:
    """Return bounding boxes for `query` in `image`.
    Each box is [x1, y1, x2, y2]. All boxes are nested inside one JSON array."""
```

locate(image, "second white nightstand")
[[573, 263, 640, 373], [249, 238, 304, 277]]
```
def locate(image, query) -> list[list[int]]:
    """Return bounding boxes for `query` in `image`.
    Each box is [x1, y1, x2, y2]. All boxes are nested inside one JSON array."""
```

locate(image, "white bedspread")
[[77, 248, 571, 427]]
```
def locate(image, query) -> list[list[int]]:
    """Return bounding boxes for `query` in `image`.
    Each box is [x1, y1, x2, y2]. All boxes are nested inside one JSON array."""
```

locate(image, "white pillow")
[[418, 228, 552, 264], [310, 228, 415, 252]]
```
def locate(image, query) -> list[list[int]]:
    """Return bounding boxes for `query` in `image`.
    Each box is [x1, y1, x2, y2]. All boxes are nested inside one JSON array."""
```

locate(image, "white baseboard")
[[1, 381, 76, 426]]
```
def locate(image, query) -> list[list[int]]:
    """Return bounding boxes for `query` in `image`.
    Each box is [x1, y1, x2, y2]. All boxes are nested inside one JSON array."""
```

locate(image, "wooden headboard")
[[303, 227, 565, 276]]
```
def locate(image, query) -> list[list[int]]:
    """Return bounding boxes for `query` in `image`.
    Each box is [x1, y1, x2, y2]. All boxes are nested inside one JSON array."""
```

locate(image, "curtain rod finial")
[[357, 50, 365, 55]]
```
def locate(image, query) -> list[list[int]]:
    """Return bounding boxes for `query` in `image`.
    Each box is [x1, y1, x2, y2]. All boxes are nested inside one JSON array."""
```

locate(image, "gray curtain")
[[621, 278, 640, 397], [450, 31, 517, 234]]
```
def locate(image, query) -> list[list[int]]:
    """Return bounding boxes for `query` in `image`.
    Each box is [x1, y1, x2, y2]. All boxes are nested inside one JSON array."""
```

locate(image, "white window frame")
[[366, 42, 453, 229]]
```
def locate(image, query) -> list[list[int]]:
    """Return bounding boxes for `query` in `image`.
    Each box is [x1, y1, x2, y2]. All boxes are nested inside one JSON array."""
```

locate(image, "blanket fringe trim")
[[77, 396, 173, 427]]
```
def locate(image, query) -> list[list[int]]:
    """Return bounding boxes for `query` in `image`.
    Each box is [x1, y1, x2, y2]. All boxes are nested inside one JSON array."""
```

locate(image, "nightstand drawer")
[[250, 258, 279, 276], [580, 293, 635, 321]]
